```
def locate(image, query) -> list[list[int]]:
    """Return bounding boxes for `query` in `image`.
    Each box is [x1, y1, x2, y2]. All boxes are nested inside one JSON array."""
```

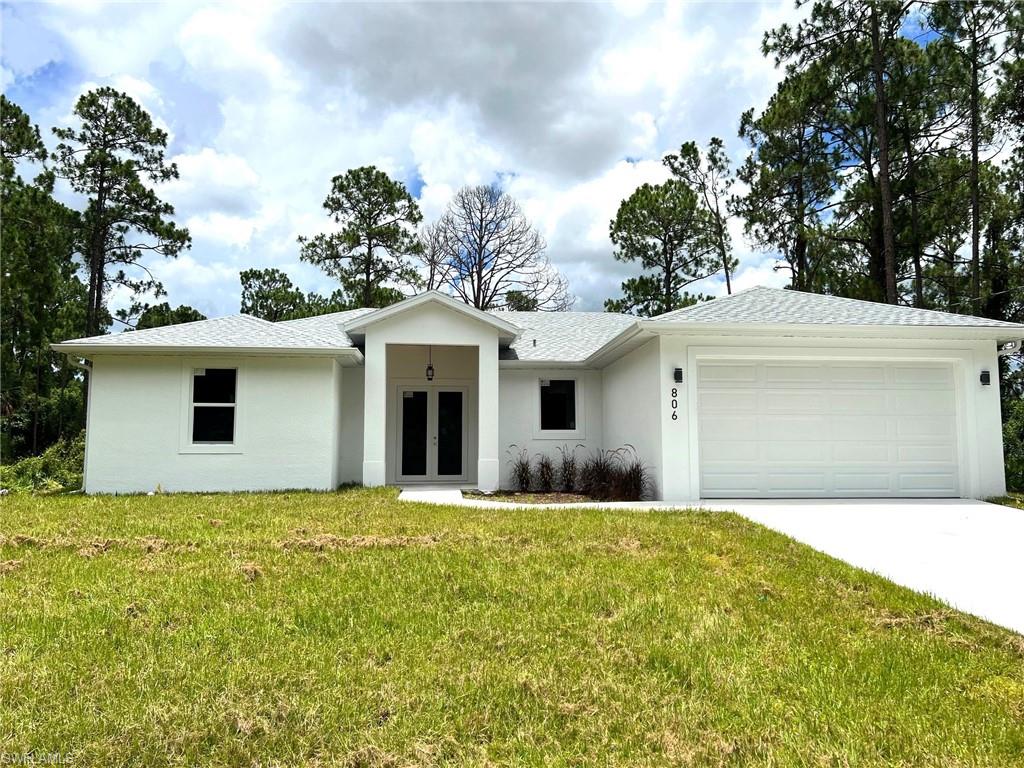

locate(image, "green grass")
[[2, 488, 1023, 767], [992, 493, 1024, 511]]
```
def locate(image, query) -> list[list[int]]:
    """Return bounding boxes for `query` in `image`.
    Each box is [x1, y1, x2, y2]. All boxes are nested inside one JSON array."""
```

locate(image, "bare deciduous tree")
[[417, 221, 454, 291], [433, 184, 574, 311]]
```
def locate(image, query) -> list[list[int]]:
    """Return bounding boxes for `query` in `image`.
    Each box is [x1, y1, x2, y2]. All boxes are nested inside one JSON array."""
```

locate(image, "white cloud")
[[7, 1, 799, 316]]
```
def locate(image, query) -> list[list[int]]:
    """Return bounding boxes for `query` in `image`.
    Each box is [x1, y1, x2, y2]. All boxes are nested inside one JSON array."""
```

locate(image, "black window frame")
[[539, 378, 577, 432], [191, 367, 237, 444]]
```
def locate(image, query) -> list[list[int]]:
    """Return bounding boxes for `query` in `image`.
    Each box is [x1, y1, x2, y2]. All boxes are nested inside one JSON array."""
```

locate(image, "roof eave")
[[51, 343, 365, 362], [641, 320, 1024, 343]]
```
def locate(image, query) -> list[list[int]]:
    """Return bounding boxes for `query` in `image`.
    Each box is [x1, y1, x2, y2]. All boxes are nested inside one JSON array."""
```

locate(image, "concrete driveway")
[[700, 499, 1024, 635]]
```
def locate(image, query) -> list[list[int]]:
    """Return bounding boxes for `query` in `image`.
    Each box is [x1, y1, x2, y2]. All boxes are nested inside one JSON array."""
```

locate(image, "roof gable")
[[343, 291, 520, 341], [650, 286, 1024, 329]]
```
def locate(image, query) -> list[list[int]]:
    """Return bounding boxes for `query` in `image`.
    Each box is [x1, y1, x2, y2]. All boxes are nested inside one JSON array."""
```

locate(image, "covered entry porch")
[[348, 292, 517, 492], [386, 344, 479, 485]]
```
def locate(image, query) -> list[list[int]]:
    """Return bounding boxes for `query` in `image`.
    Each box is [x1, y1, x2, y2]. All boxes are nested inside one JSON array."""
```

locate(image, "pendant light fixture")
[[425, 345, 435, 381]]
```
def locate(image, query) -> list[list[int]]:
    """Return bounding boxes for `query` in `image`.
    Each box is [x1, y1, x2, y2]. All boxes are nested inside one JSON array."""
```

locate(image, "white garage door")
[[697, 360, 960, 498]]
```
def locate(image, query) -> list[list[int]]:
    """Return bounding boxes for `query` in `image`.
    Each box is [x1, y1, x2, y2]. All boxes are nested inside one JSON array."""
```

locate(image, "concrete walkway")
[[398, 489, 1023, 634]]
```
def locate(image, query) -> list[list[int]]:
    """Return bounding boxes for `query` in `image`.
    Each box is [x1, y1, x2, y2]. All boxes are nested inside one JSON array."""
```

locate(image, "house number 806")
[[670, 387, 679, 420]]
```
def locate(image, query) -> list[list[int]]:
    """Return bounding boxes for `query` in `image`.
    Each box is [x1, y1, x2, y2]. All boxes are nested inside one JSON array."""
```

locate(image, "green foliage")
[[298, 166, 421, 308], [504, 290, 539, 311], [604, 180, 717, 316], [1, 97, 88, 460], [131, 303, 206, 330], [0, 430, 85, 492], [240, 268, 313, 321], [1003, 395, 1024, 491], [53, 87, 191, 336], [238, 267, 391, 320], [664, 137, 740, 293]]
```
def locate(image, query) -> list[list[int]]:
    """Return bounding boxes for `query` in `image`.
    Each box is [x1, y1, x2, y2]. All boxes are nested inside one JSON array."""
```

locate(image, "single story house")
[[54, 286, 1023, 499]]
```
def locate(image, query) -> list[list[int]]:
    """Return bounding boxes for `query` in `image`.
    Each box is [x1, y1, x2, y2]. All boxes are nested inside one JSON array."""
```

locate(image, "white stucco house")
[[54, 286, 1023, 500]]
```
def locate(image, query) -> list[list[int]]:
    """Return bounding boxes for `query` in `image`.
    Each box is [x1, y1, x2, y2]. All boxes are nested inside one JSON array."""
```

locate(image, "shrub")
[[556, 443, 583, 492], [578, 450, 617, 500], [535, 454, 555, 493], [0, 430, 85, 493], [609, 444, 653, 501], [506, 444, 532, 492], [1004, 397, 1024, 491]]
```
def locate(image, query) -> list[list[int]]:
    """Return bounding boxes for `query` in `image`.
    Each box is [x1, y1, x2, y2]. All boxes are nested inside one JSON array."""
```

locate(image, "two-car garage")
[[696, 359, 961, 498]]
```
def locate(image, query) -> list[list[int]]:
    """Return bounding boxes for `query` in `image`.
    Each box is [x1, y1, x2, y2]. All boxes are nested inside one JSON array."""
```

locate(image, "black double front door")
[[398, 387, 466, 481]]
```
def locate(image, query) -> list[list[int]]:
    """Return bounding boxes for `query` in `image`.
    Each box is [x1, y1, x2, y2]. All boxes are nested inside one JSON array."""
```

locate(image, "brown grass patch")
[[343, 745, 400, 768], [239, 562, 263, 581], [77, 538, 114, 558], [280, 533, 442, 551], [0, 559, 23, 574], [873, 609, 953, 632], [2, 534, 42, 548], [137, 536, 170, 553]]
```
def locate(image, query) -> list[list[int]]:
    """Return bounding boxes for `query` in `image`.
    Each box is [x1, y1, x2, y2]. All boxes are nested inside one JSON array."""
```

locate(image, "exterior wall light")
[[673, 368, 683, 384], [426, 345, 435, 382], [980, 370, 991, 386]]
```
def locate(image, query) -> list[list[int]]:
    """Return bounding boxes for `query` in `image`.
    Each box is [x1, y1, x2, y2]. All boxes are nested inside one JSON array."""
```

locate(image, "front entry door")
[[398, 386, 467, 482]]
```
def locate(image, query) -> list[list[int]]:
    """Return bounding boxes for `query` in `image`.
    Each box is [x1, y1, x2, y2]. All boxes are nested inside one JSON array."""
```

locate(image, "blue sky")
[[1, 0, 805, 317]]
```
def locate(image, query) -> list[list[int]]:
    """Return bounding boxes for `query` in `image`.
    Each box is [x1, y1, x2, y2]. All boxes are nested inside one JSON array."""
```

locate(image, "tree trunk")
[[869, 3, 899, 304], [969, 17, 982, 304], [662, 244, 673, 315], [363, 239, 373, 307], [902, 121, 924, 307]]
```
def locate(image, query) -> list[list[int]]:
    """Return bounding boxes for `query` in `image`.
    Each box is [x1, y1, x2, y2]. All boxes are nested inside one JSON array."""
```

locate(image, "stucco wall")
[[656, 334, 1007, 500], [338, 366, 365, 485], [600, 338, 664, 498], [85, 354, 339, 494], [497, 368, 603, 489]]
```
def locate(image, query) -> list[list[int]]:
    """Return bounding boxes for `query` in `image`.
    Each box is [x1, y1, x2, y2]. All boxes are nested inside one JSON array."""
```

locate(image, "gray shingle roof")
[[55, 314, 352, 351], [275, 308, 376, 347], [495, 311, 635, 362], [651, 286, 1024, 328]]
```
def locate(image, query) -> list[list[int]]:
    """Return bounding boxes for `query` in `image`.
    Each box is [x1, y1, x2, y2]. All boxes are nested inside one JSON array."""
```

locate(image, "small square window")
[[192, 368, 237, 443], [540, 379, 576, 431]]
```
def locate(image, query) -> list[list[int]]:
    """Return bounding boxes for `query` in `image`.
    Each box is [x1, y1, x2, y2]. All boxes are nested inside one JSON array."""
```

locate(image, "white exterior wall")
[[84, 354, 339, 494], [497, 368, 603, 489], [338, 367, 365, 485], [656, 334, 1007, 501], [601, 338, 664, 498]]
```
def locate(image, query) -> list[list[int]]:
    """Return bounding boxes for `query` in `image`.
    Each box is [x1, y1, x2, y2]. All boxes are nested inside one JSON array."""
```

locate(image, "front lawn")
[[2, 488, 1022, 766]]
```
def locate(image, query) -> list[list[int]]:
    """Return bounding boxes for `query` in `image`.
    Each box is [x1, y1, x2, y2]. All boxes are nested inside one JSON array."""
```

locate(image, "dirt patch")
[[1, 534, 42, 549], [137, 536, 170, 553], [239, 562, 264, 581], [209, 519, 225, 528], [0, 560, 23, 574], [78, 538, 115, 558], [873, 609, 953, 632], [280, 533, 442, 551]]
